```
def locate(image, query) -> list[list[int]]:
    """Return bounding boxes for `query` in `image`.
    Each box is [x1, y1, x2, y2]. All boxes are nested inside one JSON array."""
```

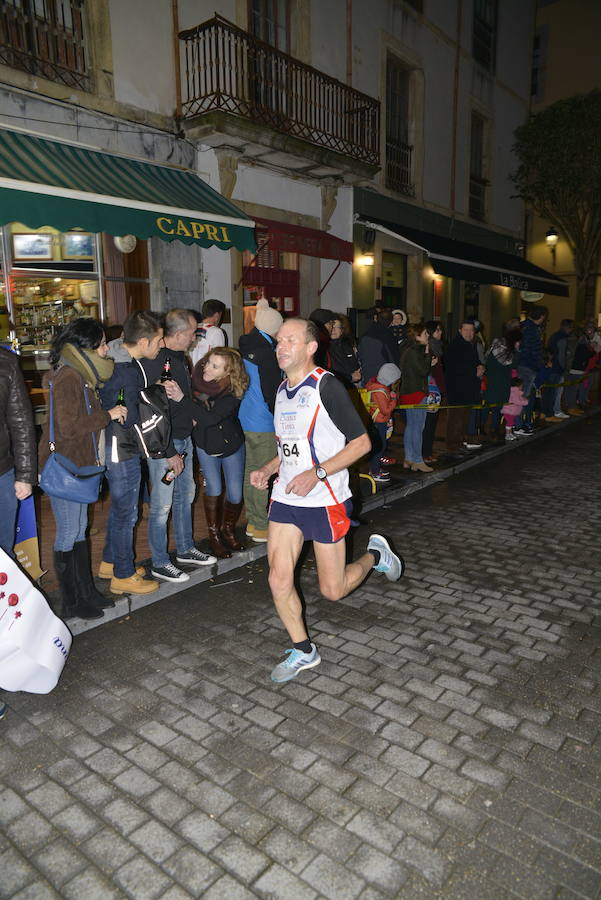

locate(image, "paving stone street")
[[2, 416, 601, 900]]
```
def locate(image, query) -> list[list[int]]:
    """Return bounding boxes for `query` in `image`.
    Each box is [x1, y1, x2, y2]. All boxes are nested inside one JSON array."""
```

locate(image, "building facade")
[[0, 0, 566, 361]]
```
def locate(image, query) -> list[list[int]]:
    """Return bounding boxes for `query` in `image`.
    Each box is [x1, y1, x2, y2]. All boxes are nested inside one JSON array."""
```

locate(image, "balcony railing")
[[179, 15, 380, 167], [0, 0, 89, 91], [385, 139, 414, 196], [469, 174, 488, 221]]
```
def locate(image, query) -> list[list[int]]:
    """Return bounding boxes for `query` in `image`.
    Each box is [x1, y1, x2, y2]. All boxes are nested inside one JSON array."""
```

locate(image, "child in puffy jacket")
[[364, 363, 401, 482], [501, 373, 529, 441]]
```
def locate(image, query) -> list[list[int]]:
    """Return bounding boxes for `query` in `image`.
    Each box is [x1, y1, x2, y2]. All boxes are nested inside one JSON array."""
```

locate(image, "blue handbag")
[[40, 380, 106, 503]]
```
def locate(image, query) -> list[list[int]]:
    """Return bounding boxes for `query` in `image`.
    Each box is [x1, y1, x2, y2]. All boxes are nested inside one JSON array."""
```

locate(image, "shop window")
[[385, 56, 414, 196], [464, 282, 480, 322], [241, 226, 299, 331], [472, 0, 497, 73], [381, 250, 407, 310], [4, 223, 99, 350], [0, 0, 90, 91], [102, 235, 150, 327]]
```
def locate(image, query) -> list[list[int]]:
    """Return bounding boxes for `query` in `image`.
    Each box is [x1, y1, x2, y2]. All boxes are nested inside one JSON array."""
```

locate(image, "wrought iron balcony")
[[0, 0, 89, 91], [179, 15, 380, 168]]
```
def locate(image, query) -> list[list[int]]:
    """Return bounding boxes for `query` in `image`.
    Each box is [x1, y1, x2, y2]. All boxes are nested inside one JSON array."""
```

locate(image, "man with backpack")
[[99, 311, 164, 596], [140, 309, 216, 582]]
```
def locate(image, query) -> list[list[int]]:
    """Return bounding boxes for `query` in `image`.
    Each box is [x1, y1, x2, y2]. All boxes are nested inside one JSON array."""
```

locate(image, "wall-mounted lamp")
[[545, 227, 559, 266], [356, 252, 375, 266]]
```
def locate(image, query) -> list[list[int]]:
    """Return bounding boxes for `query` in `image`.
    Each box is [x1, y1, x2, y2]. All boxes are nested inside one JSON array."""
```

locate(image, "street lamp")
[[545, 227, 559, 265]]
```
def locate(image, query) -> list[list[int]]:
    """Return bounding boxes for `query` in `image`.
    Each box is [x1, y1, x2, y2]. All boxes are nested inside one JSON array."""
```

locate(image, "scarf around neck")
[[60, 343, 114, 389]]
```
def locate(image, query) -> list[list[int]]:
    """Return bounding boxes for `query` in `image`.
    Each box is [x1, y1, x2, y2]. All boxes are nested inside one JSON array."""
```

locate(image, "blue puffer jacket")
[[517, 318, 544, 372], [238, 328, 282, 433]]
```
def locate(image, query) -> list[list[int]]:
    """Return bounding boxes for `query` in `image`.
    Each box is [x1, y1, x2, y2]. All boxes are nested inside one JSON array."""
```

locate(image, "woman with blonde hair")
[[192, 348, 249, 558]]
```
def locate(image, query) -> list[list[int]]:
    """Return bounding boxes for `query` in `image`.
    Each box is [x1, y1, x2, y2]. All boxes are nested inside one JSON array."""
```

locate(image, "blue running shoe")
[[367, 534, 404, 582], [0, 701, 7, 720], [270, 644, 321, 683]]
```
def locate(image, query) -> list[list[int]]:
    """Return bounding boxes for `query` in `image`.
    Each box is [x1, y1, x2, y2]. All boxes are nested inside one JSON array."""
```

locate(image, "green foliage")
[[512, 90, 601, 288]]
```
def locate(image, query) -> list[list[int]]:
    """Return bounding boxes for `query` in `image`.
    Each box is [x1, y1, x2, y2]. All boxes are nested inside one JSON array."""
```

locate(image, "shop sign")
[[156, 216, 231, 246], [499, 272, 529, 291]]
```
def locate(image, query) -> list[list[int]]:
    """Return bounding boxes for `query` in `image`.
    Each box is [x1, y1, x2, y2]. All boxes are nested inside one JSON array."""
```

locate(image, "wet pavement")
[[2, 416, 601, 899]]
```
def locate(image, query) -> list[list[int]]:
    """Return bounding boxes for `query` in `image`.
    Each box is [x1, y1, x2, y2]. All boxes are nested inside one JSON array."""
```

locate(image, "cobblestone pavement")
[[2, 417, 601, 899]]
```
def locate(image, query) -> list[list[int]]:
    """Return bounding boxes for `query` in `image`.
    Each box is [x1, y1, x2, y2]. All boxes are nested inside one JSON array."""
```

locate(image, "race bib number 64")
[[279, 437, 312, 470]]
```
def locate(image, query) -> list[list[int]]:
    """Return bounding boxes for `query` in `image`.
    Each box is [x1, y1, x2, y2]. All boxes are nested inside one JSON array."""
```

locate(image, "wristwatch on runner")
[[315, 465, 328, 481]]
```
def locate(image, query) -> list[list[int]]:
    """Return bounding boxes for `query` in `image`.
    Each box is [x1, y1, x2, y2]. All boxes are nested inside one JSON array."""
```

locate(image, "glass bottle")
[[161, 452, 187, 485], [160, 357, 172, 381]]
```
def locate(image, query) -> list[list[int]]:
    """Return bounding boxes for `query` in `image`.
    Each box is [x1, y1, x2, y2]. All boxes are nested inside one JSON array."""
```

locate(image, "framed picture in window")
[[12, 233, 53, 261], [61, 232, 95, 260]]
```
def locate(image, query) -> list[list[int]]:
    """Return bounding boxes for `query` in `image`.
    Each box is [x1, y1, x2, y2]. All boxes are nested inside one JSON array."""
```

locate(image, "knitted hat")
[[377, 363, 401, 386], [255, 298, 283, 337]]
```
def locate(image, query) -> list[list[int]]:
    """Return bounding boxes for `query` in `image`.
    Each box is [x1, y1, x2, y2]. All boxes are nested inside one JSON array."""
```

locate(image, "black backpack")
[[134, 384, 171, 459]]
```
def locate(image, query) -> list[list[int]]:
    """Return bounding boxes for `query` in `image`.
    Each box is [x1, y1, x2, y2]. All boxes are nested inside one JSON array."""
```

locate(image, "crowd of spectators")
[[0, 300, 599, 624]]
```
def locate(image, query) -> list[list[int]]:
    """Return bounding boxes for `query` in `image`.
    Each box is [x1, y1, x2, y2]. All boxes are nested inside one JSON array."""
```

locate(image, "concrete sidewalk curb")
[[67, 408, 600, 635]]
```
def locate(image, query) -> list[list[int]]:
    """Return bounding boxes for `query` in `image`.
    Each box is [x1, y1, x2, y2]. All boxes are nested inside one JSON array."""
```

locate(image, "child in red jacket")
[[364, 363, 401, 483]]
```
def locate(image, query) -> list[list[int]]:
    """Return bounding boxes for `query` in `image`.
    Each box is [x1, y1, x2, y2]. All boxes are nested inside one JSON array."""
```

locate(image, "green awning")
[[0, 126, 256, 252]]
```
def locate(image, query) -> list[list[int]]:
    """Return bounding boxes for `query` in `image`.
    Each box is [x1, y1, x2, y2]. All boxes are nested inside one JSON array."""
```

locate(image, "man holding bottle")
[[141, 309, 216, 583]]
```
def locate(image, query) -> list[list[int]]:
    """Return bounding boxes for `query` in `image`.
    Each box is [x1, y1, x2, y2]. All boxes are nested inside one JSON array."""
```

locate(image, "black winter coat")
[[359, 323, 398, 383], [0, 347, 37, 482], [444, 335, 481, 405], [193, 391, 244, 457]]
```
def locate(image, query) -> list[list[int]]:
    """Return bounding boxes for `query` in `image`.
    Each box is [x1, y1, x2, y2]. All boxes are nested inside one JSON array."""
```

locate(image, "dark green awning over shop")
[[358, 216, 569, 297], [0, 127, 256, 252]]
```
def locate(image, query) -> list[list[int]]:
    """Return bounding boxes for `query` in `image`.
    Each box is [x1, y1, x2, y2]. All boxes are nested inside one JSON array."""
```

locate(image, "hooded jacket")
[[100, 345, 148, 463], [238, 328, 281, 433]]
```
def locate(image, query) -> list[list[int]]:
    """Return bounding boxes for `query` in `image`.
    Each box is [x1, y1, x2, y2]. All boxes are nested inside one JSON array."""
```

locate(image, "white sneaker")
[[367, 534, 404, 582], [555, 411, 570, 419], [505, 430, 518, 441]]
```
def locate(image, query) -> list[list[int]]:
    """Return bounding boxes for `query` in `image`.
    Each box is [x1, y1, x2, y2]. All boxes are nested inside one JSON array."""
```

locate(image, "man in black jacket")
[[140, 309, 216, 582], [0, 346, 36, 557], [445, 321, 484, 456], [359, 309, 398, 383], [100, 311, 163, 596]]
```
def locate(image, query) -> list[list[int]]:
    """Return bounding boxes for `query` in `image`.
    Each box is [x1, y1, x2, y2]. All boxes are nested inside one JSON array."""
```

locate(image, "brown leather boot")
[[203, 494, 231, 559], [221, 501, 245, 551]]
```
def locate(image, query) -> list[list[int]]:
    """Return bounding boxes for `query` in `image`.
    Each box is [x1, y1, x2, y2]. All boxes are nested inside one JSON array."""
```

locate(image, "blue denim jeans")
[[404, 407, 428, 464], [196, 443, 245, 503], [102, 455, 141, 578], [147, 437, 196, 567], [49, 495, 88, 551], [0, 468, 18, 557]]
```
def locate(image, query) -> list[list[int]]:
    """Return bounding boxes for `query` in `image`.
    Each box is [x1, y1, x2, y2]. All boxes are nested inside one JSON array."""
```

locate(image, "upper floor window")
[[0, 0, 89, 91], [249, 0, 289, 52], [385, 55, 414, 196], [472, 0, 497, 72], [469, 112, 487, 221], [530, 26, 547, 103]]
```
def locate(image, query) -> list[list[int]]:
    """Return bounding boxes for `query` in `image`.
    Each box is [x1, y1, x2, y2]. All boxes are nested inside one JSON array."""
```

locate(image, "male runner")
[[251, 317, 403, 683]]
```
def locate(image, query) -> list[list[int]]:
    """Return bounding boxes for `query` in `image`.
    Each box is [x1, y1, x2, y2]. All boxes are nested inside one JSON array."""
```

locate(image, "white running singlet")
[[271, 368, 351, 508]]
